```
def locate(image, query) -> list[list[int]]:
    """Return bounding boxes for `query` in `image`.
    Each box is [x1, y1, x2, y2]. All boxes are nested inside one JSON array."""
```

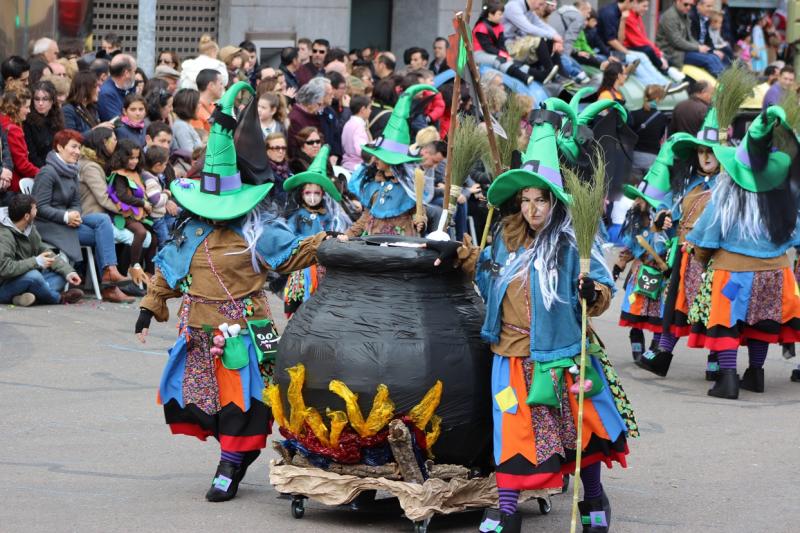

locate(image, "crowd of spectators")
[[0, 1, 795, 307]]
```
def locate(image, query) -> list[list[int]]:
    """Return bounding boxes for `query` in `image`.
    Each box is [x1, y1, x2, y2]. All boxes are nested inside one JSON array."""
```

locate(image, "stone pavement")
[[2, 290, 799, 532]]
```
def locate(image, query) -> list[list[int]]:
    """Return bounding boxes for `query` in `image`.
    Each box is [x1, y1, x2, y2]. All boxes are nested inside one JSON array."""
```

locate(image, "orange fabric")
[[706, 269, 732, 329], [215, 357, 246, 411], [565, 372, 609, 449], [674, 251, 692, 315], [500, 357, 538, 466], [780, 268, 800, 322], [189, 100, 214, 133]]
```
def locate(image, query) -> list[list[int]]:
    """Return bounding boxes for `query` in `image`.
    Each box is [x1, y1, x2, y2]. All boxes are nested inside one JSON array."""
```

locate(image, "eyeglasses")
[[268, 145, 287, 151], [304, 139, 322, 145], [34, 96, 52, 102], [158, 58, 174, 65], [312, 49, 326, 55]]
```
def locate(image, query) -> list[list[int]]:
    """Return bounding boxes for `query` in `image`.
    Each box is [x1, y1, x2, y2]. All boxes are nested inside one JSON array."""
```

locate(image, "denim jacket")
[[687, 198, 800, 258], [349, 165, 416, 218], [154, 216, 301, 289], [286, 207, 334, 238], [476, 236, 614, 362]]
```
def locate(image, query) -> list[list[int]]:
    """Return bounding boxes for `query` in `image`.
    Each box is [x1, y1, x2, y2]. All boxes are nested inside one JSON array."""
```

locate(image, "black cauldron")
[[277, 236, 492, 467]]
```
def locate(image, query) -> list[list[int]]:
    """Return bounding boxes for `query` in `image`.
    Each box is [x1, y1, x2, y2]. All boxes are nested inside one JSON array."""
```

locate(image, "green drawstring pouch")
[[526, 358, 574, 407], [575, 354, 605, 398], [221, 336, 249, 370]]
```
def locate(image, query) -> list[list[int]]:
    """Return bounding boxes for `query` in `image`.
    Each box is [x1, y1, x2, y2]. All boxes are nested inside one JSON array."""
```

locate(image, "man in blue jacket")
[[97, 54, 136, 122]]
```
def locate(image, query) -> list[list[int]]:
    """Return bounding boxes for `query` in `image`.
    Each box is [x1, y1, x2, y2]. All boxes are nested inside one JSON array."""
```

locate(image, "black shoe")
[[739, 367, 765, 393], [791, 369, 800, 382], [206, 461, 241, 502], [478, 508, 521, 533], [705, 360, 720, 382], [118, 280, 147, 297], [707, 368, 739, 400], [635, 350, 673, 377], [236, 450, 261, 484], [578, 491, 611, 532]]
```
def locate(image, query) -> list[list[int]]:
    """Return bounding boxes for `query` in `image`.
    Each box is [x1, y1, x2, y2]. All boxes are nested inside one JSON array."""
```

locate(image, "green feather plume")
[[713, 62, 758, 133], [564, 149, 606, 262]]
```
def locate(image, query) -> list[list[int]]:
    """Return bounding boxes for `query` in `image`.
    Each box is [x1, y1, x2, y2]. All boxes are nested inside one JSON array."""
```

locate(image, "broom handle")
[[570, 267, 591, 533], [480, 206, 494, 249]]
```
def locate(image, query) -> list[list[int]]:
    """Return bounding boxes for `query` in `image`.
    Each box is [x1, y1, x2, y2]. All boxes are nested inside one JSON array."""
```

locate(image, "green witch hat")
[[361, 84, 438, 166], [623, 138, 675, 210], [544, 95, 628, 164], [282, 144, 342, 201], [171, 81, 273, 220], [672, 108, 721, 159], [713, 105, 792, 193], [488, 109, 571, 206]]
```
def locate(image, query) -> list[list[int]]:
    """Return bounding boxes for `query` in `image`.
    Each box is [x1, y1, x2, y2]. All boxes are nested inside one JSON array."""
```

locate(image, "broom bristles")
[[451, 114, 489, 187], [779, 89, 800, 132], [564, 149, 606, 260], [714, 62, 758, 132], [482, 96, 524, 178]]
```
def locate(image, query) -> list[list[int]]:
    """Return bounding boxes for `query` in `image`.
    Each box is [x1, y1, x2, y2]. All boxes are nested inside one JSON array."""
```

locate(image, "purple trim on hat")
[[522, 160, 563, 188], [736, 143, 752, 169], [697, 128, 718, 142], [638, 180, 667, 201], [202, 172, 242, 195], [374, 137, 410, 154]]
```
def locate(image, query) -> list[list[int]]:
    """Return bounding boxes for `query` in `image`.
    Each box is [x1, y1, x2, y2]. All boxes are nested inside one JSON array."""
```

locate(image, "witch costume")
[[346, 84, 437, 238], [470, 110, 636, 533], [281, 144, 342, 315], [614, 140, 674, 362], [637, 110, 722, 379], [134, 82, 331, 502], [684, 106, 800, 399]]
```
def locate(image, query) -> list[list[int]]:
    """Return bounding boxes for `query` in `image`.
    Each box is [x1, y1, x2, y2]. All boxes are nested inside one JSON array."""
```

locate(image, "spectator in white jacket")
[[178, 34, 228, 90]]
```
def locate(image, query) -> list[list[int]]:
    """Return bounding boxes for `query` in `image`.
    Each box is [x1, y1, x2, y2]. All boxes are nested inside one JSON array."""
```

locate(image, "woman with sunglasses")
[[289, 127, 326, 175], [265, 132, 291, 209], [23, 80, 64, 167], [157, 50, 181, 72]]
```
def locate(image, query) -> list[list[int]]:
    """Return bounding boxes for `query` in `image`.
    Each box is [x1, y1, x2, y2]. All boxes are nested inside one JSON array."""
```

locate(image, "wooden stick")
[[441, 0, 473, 228], [635, 235, 669, 271], [414, 167, 427, 228], [388, 419, 425, 484], [454, 16, 503, 250]]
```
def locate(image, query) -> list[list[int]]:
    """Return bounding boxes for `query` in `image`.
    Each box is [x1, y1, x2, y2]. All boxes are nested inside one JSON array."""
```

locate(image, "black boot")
[[236, 450, 261, 483], [707, 368, 739, 400], [205, 461, 242, 502], [578, 491, 611, 532], [705, 354, 719, 381], [478, 508, 521, 533], [635, 349, 673, 377], [792, 368, 800, 382], [629, 329, 645, 362], [739, 367, 765, 393]]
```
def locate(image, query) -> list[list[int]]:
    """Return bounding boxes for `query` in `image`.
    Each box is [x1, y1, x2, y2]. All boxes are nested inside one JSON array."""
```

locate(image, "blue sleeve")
[[588, 241, 615, 296], [97, 87, 118, 122], [686, 199, 720, 249], [475, 246, 494, 302], [255, 216, 303, 270]]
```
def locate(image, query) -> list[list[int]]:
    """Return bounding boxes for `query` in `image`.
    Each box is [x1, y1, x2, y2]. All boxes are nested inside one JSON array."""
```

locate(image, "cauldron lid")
[[318, 236, 460, 273]]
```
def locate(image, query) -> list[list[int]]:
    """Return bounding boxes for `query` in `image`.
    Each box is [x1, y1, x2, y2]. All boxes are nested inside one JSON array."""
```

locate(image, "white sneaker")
[[574, 71, 591, 85], [11, 292, 35, 307], [667, 66, 686, 82]]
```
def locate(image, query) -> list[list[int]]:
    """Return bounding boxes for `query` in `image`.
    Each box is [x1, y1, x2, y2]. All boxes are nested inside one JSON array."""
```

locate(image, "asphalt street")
[[2, 280, 799, 532]]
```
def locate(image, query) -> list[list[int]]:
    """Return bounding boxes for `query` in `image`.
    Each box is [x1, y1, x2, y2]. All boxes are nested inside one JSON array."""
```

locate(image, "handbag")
[[247, 318, 280, 365], [634, 263, 665, 300]]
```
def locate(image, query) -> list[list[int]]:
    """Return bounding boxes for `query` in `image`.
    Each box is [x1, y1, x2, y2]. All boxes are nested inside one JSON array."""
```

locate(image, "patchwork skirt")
[[619, 262, 665, 333], [158, 328, 271, 451], [491, 340, 635, 491], [666, 251, 706, 338], [687, 266, 800, 351]]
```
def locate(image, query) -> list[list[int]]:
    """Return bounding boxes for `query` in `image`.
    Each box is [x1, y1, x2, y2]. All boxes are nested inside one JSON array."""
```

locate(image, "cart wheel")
[[538, 498, 552, 515], [413, 520, 429, 533], [291, 497, 305, 519]]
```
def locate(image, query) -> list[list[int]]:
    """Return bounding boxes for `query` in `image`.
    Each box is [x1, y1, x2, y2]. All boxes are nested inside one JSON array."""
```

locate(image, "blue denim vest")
[[286, 207, 334, 238], [350, 165, 416, 218], [477, 236, 614, 362]]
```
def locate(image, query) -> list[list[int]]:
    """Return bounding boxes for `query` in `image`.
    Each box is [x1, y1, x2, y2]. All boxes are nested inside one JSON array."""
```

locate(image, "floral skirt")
[[667, 251, 706, 338], [619, 262, 665, 333], [158, 328, 272, 451], [364, 212, 418, 237], [688, 266, 800, 351], [284, 264, 326, 315], [491, 339, 634, 491]]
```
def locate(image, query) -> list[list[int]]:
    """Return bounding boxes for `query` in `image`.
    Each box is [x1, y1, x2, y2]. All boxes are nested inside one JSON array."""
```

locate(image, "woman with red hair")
[[31, 129, 128, 288]]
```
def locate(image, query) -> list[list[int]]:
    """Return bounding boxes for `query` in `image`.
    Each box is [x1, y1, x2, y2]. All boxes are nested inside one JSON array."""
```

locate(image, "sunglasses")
[[304, 139, 322, 145], [312, 49, 326, 54], [34, 96, 52, 102], [159, 58, 174, 65], [268, 145, 287, 151]]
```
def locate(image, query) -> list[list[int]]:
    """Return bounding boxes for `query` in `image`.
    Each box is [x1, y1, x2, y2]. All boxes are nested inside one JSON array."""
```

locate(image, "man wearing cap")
[[154, 65, 180, 94]]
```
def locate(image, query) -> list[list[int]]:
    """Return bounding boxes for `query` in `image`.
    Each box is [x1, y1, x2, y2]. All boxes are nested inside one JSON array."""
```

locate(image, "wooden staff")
[[440, 0, 472, 228], [636, 235, 669, 271], [414, 167, 426, 227], [454, 16, 503, 249]]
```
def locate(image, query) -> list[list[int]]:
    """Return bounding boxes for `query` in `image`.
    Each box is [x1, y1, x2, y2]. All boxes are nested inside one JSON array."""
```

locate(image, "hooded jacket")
[[0, 207, 73, 282]]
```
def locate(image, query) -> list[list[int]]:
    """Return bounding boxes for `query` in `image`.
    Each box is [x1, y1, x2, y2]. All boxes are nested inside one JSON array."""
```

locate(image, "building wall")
[[218, 0, 351, 49]]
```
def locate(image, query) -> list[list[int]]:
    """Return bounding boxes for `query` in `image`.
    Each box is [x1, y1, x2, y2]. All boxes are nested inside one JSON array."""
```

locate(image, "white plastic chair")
[[81, 246, 102, 300], [18, 178, 34, 194], [332, 165, 351, 183]]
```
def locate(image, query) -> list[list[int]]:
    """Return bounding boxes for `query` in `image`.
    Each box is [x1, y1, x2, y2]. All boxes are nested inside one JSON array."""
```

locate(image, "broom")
[[713, 61, 757, 143], [563, 151, 607, 533]]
